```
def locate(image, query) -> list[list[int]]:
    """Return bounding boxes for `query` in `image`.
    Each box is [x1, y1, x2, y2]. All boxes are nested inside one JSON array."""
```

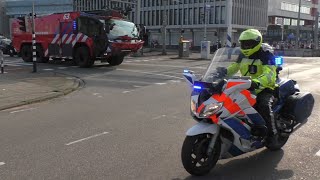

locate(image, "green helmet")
[[239, 29, 262, 57]]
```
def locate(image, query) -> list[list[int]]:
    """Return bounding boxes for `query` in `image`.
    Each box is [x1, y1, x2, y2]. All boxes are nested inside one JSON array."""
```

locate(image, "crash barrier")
[[274, 49, 320, 57], [0, 50, 4, 74]]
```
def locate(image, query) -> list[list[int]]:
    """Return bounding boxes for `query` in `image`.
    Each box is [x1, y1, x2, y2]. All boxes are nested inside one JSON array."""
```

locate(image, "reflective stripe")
[[240, 90, 256, 106], [226, 82, 246, 89], [197, 104, 205, 114], [213, 93, 241, 114]]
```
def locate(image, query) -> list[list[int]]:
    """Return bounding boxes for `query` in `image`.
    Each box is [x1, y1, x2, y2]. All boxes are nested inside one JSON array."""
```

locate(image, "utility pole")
[[162, 0, 167, 55], [314, 11, 319, 49], [296, 0, 302, 49], [32, 1, 37, 73], [0, 49, 4, 74], [203, 0, 209, 41], [226, 0, 233, 47]]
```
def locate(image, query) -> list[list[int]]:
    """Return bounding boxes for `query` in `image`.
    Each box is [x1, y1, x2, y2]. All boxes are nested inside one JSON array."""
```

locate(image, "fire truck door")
[[59, 22, 73, 58]]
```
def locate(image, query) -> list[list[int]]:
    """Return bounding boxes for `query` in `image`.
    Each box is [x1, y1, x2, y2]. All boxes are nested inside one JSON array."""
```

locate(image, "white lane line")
[[152, 115, 166, 120], [122, 90, 132, 93], [155, 83, 167, 85], [43, 68, 54, 71], [65, 132, 109, 146], [117, 68, 184, 80], [316, 150, 320, 157], [0, 162, 5, 166], [10, 108, 36, 114]]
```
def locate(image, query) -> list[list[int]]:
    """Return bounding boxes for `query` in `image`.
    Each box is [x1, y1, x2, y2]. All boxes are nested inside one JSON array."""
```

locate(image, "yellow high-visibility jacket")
[[227, 48, 277, 94]]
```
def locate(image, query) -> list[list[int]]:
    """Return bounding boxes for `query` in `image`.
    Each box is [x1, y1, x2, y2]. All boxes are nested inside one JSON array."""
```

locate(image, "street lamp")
[[296, 0, 302, 49], [162, 0, 167, 55]]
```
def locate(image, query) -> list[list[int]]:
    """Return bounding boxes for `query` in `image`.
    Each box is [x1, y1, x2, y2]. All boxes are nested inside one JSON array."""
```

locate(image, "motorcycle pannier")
[[282, 92, 314, 123]]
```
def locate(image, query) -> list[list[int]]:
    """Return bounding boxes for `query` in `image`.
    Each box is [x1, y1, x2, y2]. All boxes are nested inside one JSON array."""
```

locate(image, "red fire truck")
[[11, 10, 143, 67]]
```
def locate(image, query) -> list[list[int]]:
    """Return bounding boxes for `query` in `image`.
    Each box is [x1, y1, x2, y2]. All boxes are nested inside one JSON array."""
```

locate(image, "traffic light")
[[17, 16, 26, 32]]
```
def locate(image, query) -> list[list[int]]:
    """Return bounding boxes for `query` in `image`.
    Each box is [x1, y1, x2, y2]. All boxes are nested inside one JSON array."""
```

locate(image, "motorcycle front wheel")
[[181, 134, 221, 176]]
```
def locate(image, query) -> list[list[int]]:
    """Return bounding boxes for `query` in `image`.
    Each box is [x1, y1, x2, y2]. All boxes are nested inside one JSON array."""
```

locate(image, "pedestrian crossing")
[[3, 59, 31, 67]]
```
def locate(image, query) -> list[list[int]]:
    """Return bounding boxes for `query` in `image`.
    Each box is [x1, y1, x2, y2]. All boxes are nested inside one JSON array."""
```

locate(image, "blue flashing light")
[[73, 21, 77, 31], [193, 85, 202, 90], [275, 56, 283, 65], [183, 70, 189, 73]]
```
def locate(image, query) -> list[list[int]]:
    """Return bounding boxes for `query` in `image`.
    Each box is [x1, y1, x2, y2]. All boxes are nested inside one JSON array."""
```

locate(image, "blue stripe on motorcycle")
[[224, 118, 251, 140], [228, 144, 244, 156], [247, 113, 266, 126]]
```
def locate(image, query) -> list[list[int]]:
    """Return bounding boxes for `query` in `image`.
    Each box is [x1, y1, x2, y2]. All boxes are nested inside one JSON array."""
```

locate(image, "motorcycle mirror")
[[183, 69, 196, 87]]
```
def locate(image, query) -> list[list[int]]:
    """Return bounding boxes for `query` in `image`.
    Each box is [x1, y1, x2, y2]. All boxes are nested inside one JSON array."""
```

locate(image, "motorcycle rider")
[[220, 29, 277, 139]]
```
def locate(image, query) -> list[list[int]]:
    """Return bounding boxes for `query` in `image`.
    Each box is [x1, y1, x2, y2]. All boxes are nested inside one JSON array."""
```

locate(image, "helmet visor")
[[240, 40, 260, 50]]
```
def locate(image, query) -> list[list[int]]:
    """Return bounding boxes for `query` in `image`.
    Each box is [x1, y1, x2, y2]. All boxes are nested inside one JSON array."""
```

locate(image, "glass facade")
[[5, 0, 73, 16]]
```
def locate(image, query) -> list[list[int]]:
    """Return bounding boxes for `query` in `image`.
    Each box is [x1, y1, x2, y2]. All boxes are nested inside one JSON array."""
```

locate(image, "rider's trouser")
[[255, 90, 277, 137]]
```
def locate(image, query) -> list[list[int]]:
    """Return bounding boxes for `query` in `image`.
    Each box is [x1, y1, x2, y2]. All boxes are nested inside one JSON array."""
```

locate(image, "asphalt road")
[[0, 55, 319, 180]]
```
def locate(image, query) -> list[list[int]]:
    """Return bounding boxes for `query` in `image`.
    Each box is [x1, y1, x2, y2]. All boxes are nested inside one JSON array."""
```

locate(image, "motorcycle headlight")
[[190, 99, 197, 114], [200, 102, 223, 117]]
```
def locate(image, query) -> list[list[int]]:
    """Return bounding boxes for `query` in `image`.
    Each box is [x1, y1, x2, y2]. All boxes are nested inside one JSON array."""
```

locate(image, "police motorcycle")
[[181, 47, 314, 176]]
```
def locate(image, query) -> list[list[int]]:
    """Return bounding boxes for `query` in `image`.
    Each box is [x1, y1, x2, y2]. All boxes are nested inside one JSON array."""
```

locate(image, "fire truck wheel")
[[36, 46, 49, 63], [21, 45, 32, 62], [75, 46, 93, 68], [108, 55, 124, 66]]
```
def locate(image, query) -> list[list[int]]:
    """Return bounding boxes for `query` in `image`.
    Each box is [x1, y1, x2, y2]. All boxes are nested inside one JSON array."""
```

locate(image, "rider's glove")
[[249, 80, 260, 91], [216, 67, 227, 77]]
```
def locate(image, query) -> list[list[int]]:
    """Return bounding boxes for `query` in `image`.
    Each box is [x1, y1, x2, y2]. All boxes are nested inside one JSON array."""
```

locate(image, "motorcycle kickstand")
[[207, 126, 221, 156]]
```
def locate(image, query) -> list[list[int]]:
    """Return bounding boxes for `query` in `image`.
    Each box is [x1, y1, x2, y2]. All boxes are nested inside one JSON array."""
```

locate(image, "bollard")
[[32, 32, 37, 73], [0, 50, 4, 74]]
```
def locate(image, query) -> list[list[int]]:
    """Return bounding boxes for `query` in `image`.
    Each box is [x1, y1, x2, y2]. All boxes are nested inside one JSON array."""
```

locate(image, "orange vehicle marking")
[[210, 114, 219, 124], [226, 82, 246, 89], [212, 93, 241, 114], [197, 103, 205, 114], [241, 90, 256, 106]]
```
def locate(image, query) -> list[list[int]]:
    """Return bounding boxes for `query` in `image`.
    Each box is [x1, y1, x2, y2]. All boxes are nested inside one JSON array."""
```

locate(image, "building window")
[[215, 6, 220, 24], [194, 8, 198, 24], [221, 6, 226, 24], [188, 8, 192, 24], [280, 2, 310, 14]]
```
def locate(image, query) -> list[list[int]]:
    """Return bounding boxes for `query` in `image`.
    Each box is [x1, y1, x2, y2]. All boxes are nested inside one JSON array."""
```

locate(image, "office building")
[[74, 0, 269, 47], [266, 0, 318, 44]]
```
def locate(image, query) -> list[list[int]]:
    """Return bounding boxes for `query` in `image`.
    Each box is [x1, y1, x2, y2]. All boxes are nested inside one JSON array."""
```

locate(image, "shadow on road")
[[179, 149, 293, 180]]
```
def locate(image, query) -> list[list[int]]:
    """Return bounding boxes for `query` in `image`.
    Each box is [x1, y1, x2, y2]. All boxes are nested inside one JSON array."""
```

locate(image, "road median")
[[0, 70, 82, 111]]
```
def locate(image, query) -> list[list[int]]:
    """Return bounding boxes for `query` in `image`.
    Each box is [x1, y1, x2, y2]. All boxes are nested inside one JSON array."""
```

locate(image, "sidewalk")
[[0, 67, 82, 111]]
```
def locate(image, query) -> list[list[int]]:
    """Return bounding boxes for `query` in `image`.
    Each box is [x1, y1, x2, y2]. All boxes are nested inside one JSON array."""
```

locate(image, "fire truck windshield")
[[106, 19, 139, 40]]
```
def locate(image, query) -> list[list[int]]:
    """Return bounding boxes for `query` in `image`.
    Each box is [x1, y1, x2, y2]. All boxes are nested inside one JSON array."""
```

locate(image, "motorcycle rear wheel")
[[181, 134, 221, 176]]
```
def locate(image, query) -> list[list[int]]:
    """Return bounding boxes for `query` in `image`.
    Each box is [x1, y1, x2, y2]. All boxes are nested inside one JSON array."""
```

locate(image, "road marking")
[[43, 68, 54, 71], [316, 150, 320, 157], [58, 67, 68, 69], [10, 108, 36, 114], [0, 162, 5, 166], [155, 83, 167, 85], [122, 90, 132, 93], [133, 85, 142, 88], [152, 115, 166, 120], [65, 132, 109, 146], [117, 68, 184, 80]]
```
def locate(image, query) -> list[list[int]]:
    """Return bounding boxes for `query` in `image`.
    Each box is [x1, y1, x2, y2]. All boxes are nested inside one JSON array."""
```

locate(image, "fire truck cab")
[[11, 10, 143, 67]]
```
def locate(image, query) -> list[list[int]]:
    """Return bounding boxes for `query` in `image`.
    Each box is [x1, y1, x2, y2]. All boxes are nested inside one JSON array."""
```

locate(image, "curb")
[[0, 78, 83, 111]]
